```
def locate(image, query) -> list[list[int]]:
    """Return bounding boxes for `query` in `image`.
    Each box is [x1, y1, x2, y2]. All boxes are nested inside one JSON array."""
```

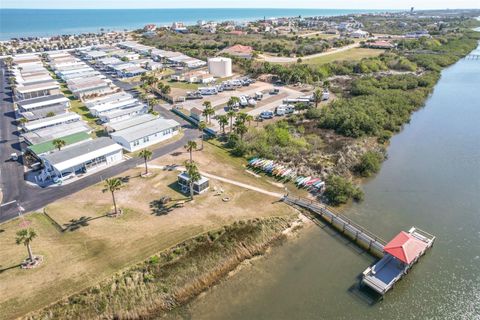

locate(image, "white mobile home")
[[111, 118, 180, 152], [23, 112, 81, 132], [98, 104, 147, 124], [39, 138, 123, 183]]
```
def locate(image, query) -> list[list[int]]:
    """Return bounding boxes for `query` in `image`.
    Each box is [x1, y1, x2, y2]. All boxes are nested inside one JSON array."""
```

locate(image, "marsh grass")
[[27, 217, 294, 320]]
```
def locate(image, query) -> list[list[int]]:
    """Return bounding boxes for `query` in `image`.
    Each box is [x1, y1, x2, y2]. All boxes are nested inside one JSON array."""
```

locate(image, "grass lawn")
[[162, 80, 199, 91], [0, 146, 296, 319], [302, 48, 385, 66]]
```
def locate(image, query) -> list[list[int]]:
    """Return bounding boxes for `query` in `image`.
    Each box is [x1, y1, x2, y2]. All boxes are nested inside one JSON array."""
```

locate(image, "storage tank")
[[208, 57, 232, 78]]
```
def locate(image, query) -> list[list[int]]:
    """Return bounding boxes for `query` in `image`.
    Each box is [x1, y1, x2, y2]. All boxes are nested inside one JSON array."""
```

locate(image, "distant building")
[[143, 24, 157, 32], [350, 29, 369, 38], [220, 44, 254, 59], [365, 41, 395, 49]]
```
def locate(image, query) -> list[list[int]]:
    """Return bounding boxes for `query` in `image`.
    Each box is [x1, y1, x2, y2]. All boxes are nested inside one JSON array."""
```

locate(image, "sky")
[[2, 0, 480, 9]]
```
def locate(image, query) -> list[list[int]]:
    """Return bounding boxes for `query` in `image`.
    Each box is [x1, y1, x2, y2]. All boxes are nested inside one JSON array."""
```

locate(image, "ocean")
[[0, 8, 392, 40]]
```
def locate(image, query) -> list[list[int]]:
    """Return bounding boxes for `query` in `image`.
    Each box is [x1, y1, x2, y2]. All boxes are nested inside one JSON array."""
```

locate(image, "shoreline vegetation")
[[25, 216, 300, 320], [219, 25, 480, 205]]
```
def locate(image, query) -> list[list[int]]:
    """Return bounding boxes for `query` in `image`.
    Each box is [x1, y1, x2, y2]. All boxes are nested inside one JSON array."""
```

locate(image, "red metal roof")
[[384, 231, 428, 264]]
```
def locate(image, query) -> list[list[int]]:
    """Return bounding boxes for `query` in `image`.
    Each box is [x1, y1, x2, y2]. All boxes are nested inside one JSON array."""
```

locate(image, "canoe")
[[306, 178, 321, 186], [282, 169, 292, 177], [314, 181, 325, 188], [248, 158, 258, 165], [299, 177, 311, 186], [295, 176, 304, 184]]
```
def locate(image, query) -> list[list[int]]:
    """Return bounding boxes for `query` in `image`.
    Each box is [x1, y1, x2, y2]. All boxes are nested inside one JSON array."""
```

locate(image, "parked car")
[[10, 153, 18, 161], [260, 111, 274, 119], [322, 89, 330, 101], [285, 105, 295, 114], [255, 91, 263, 100], [270, 88, 280, 95]]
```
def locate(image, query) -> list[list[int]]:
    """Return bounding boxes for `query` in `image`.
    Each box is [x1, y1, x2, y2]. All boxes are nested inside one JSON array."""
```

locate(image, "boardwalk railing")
[[283, 196, 386, 257]]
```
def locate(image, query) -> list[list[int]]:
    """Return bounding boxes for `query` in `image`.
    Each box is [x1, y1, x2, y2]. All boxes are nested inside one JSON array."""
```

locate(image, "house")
[[144, 24, 157, 32], [15, 80, 60, 100], [111, 63, 147, 78], [105, 113, 158, 132], [22, 121, 92, 145], [38, 137, 123, 183], [28, 132, 92, 156], [68, 77, 114, 100], [365, 41, 395, 49], [16, 94, 70, 114], [177, 172, 210, 194], [189, 107, 205, 122], [220, 44, 253, 59], [183, 70, 215, 84], [110, 118, 180, 152], [350, 29, 369, 38], [87, 96, 138, 116], [23, 112, 81, 132], [98, 104, 147, 124], [82, 50, 108, 60], [114, 51, 140, 61]]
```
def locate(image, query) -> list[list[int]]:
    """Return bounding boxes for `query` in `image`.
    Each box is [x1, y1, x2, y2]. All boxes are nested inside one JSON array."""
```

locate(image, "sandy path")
[[260, 42, 360, 63]]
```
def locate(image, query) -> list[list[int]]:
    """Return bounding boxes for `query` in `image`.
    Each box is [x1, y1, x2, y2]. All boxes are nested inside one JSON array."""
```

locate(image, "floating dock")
[[283, 196, 436, 296]]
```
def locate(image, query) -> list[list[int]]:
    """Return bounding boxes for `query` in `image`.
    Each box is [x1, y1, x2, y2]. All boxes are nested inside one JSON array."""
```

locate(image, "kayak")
[[299, 177, 311, 186], [306, 178, 321, 186]]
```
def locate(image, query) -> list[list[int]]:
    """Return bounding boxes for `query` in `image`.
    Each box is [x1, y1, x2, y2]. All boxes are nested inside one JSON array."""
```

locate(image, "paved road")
[[259, 42, 361, 63], [0, 61, 25, 208], [0, 61, 197, 223]]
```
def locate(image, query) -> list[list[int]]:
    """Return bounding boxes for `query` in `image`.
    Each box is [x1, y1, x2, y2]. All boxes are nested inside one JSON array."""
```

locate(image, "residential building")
[[38, 137, 123, 183], [220, 44, 253, 59], [98, 104, 147, 124], [23, 112, 81, 132], [110, 118, 180, 152], [177, 172, 210, 194], [15, 80, 60, 100]]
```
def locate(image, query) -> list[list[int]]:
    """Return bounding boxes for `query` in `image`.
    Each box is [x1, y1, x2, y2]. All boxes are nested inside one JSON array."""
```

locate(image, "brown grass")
[[0, 150, 295, 319], [26, 217, 294, 319]]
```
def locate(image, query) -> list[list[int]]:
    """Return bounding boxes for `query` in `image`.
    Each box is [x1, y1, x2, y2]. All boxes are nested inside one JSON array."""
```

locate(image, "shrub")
[[354, 151, 384, 177], [323, 175, 364, 205]]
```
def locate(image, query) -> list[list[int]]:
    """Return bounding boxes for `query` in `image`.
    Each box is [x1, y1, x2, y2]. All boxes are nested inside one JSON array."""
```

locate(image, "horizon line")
[[2, 7, 474, 10]]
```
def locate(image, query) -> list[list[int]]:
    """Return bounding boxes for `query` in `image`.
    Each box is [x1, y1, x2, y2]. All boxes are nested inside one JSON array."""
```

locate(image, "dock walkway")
[[283, 196, 386, 257]]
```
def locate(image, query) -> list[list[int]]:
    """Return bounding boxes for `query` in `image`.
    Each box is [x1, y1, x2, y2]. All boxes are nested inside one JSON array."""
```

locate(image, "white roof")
[[42, 138, 123, 172], [24, 112, 81, 131], [84, 92, 133, 107], [89, 98, 139, 114], [111, 118, 179, 142], [17, 95, 69, 110], [107, 114, 158, 132], [16, 81, 59, 94]]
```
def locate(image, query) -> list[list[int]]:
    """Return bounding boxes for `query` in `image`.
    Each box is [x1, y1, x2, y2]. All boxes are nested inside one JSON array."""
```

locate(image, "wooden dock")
[[283, 196, 386, 257], [466, 53, 480, 60]]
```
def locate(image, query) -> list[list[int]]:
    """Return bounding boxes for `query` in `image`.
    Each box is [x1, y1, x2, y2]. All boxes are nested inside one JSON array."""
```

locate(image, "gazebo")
[[383, 231, 429, 265]]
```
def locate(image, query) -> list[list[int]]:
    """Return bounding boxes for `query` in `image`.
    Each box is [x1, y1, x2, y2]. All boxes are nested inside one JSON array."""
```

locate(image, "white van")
[[239, 95, 248, 107], [322, 90, 330, 101], [275, 105, 288, 116], [255, 92, 263, 100]]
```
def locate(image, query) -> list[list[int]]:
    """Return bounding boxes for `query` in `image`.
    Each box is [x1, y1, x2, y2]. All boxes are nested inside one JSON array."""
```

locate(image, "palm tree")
[[184, 161, 201, 199], [202, 101, 215, 124], [217, 114, 228, 134], [138, 149, 153, 175], [198, 121, 207, 150], [16, 228, 37, 262], [245, 114, 254, 127], [227, 96, 240, 110], [161, 85, 171, 95], [18, 117, 28, 126], [313, 88, 322, 108], [184, 140, 197, 162], [227, 110, 236, 132], [102, 178, 123, 216], [234, 122, 248, 140], [148, 98, 159, 112], [52, 139, 66, 151]]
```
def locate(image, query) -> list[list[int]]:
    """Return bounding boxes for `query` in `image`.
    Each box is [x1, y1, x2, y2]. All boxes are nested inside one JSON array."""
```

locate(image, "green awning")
[[28, 132, 91, 155]]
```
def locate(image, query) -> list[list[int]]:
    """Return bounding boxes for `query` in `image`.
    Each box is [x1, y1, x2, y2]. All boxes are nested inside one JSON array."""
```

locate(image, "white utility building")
[[207, 57, 232, 78]]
